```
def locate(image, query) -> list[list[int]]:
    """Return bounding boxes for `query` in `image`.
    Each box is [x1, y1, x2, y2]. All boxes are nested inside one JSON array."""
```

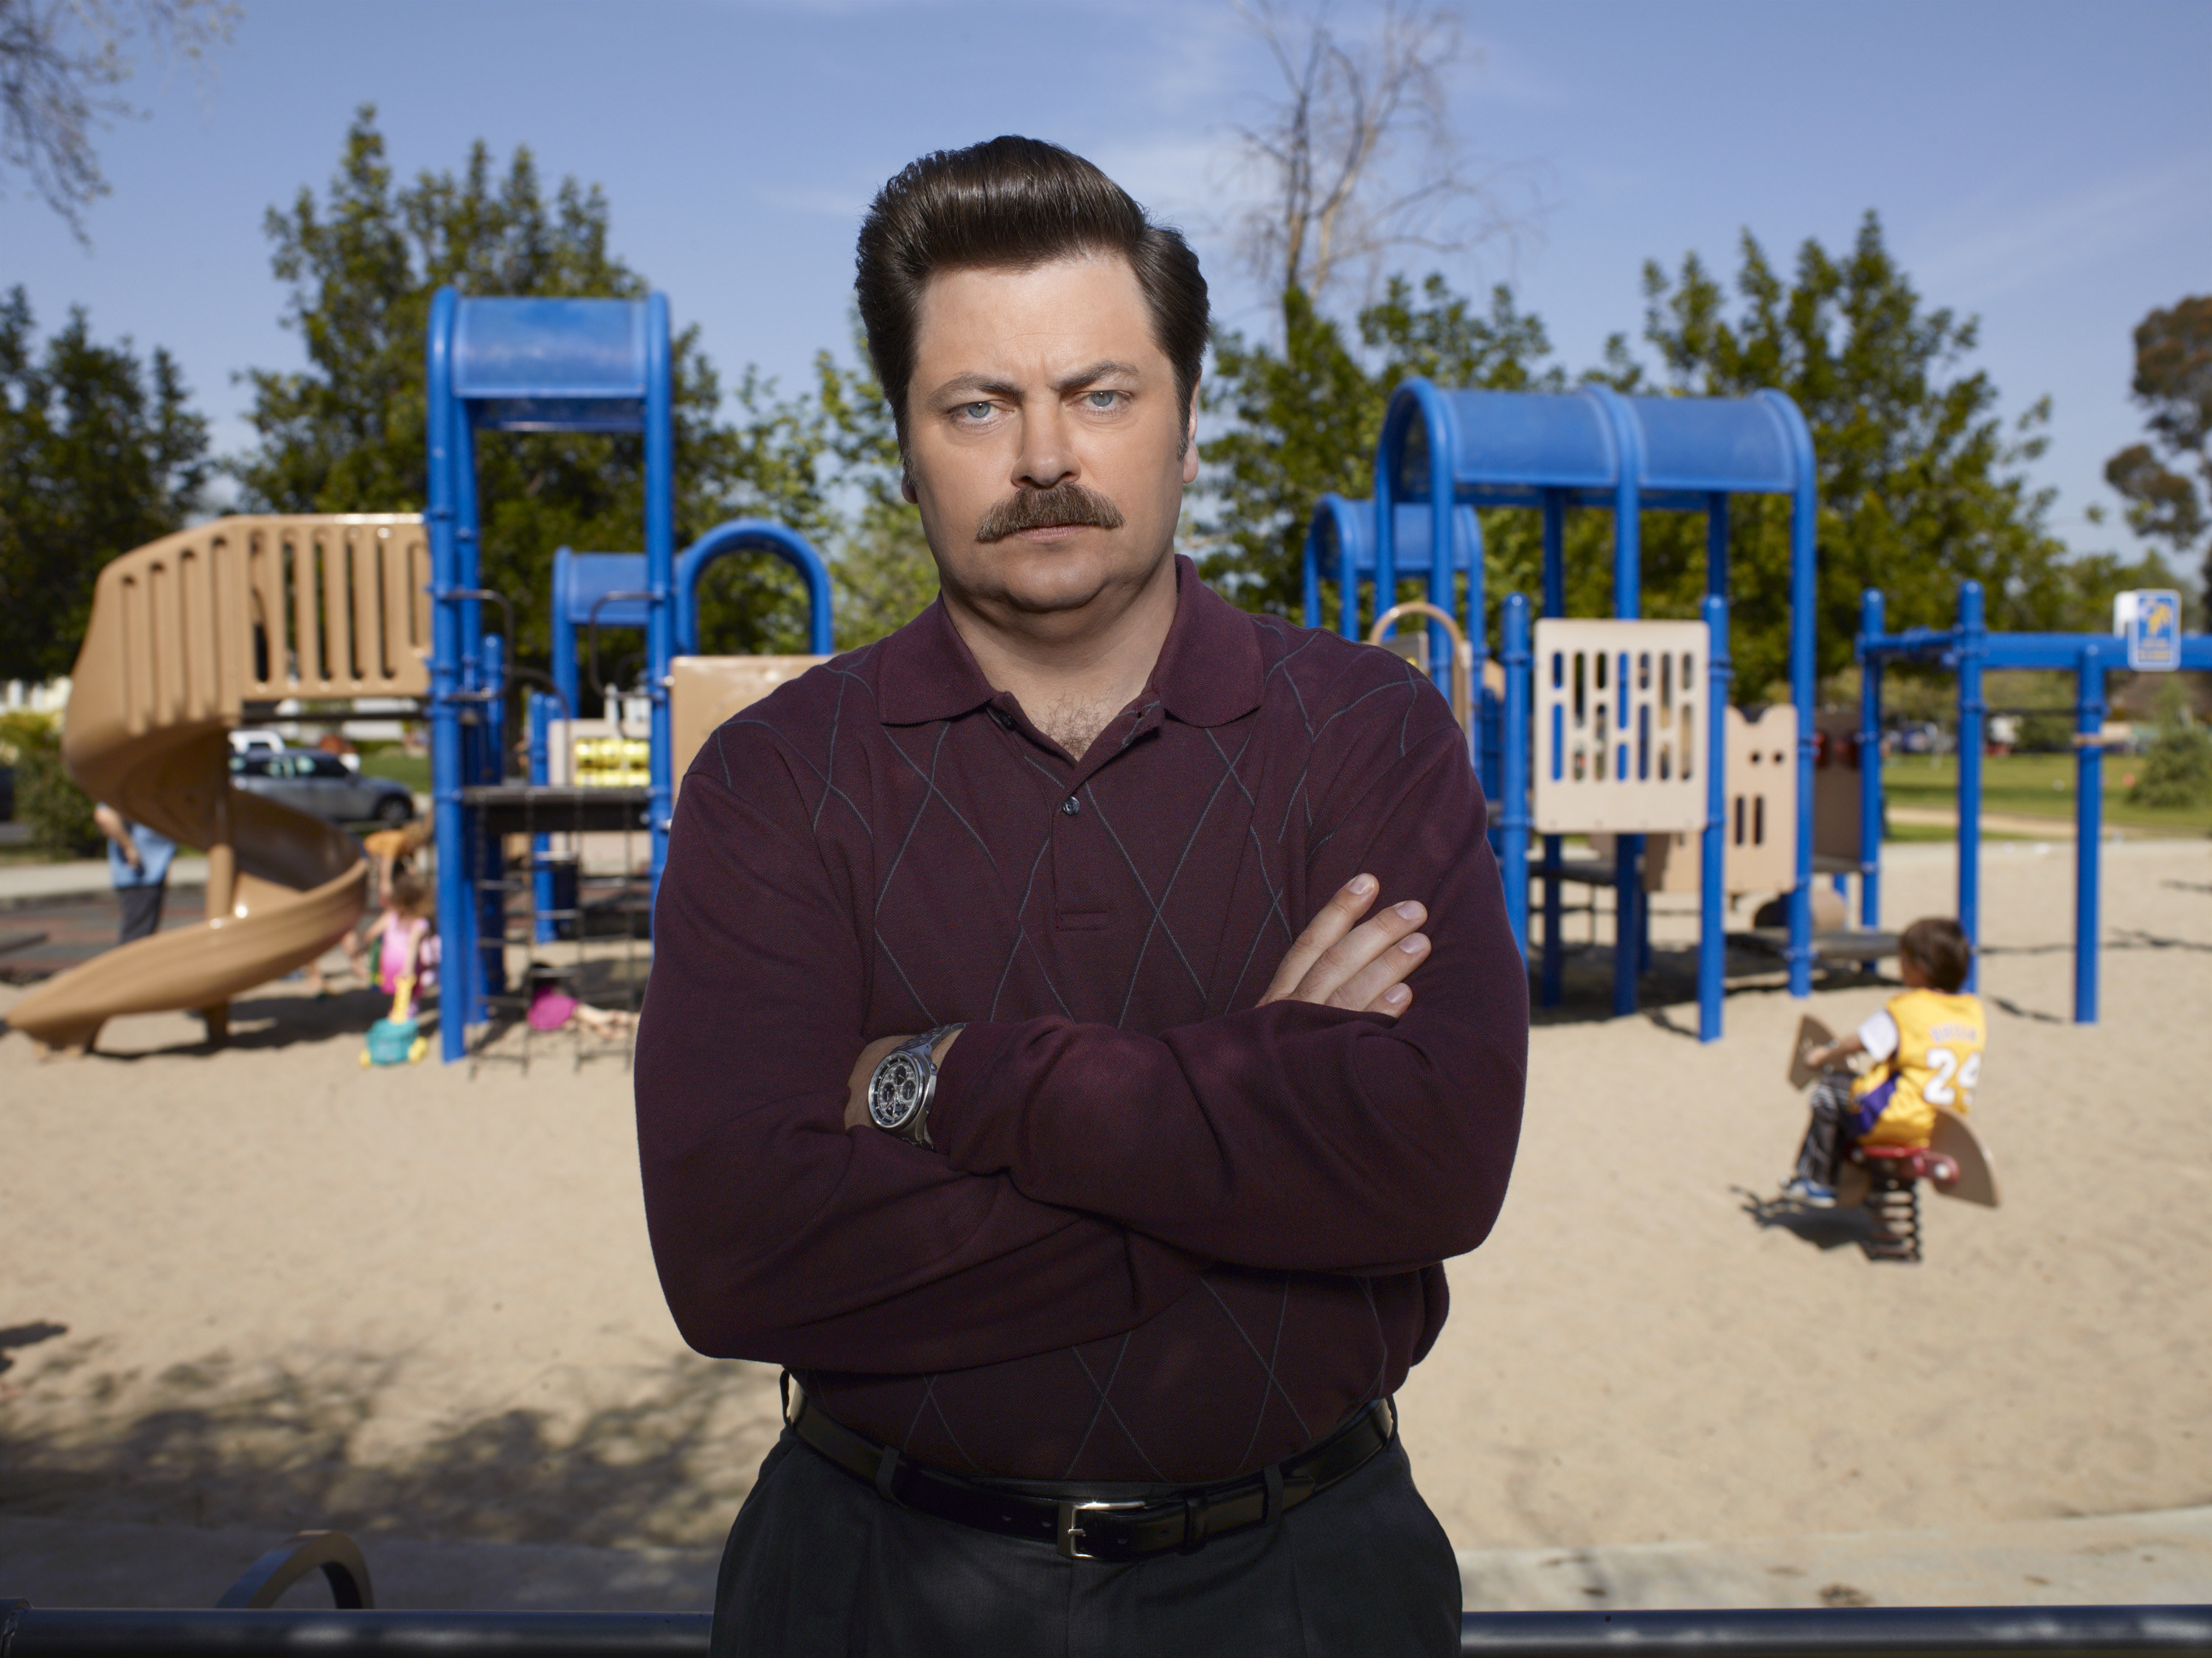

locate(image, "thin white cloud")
[[1914, 152, 2212, 306]]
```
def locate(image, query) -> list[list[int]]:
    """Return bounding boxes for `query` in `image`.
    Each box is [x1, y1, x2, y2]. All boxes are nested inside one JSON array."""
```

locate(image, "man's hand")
[[844, 1028, 963, 1131], [841, 878, 1422, 1131], [1259, 874, 1429, 1016]]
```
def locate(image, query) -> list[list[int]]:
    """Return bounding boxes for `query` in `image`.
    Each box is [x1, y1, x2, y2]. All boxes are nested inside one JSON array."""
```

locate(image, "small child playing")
[[1784, 916, 1986, 1207], [351, 869, 439, 1021]]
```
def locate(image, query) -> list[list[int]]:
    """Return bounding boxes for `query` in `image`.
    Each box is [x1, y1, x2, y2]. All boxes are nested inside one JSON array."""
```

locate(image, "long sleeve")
[[634, 722, 1206, 1375], [927, 704, 1527, 1275]]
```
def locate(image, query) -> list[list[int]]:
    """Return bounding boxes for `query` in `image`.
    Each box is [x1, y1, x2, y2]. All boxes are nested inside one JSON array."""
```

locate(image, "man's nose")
[[1012, 400, 1077, 490]]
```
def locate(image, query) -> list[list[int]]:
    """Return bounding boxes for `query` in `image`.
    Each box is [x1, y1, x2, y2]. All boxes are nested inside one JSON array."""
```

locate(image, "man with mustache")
[[636, 136, 1528, 1655]]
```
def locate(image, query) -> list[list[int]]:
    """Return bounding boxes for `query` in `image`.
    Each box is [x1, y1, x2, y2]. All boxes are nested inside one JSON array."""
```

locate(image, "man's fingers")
[[1293, 900, 1427, 1006], [1326, 929, 1429, 1011], [1259, 874, 1377, 1004]]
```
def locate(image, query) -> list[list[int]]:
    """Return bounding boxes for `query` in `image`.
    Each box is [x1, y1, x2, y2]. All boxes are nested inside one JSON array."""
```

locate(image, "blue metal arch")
[[1372, 377, 1825, 1033], [1302, 495, 1483, 640], [675, 520, 835, 657]]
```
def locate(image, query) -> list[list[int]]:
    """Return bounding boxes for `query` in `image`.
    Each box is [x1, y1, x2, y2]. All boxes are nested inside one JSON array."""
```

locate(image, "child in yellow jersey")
[[1783, 917, 1986, 1207]]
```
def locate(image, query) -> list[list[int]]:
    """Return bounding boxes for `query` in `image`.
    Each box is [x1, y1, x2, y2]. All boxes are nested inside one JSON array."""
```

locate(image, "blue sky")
[[4, 0, 2206, 555]]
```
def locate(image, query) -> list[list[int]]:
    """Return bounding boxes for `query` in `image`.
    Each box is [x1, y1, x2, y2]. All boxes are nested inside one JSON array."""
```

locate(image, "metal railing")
[[4, 1530, 2208, 1658], [9, 1601, 2209, 1658]]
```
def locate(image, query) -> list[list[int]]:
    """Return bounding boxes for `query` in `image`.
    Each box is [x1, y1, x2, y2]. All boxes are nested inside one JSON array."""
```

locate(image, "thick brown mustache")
[[975, 482, 1126, 544]]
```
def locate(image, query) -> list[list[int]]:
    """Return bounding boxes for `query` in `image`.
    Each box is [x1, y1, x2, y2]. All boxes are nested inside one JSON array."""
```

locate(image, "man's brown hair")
[[1899, 916, 1972, 993], [854, 136, 1208, 449]]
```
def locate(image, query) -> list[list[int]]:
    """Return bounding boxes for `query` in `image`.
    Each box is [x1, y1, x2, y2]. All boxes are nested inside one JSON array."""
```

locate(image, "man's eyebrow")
[[926, 361, 1146, 403], [1053, 361, 1141, 394], [928, 372, 1023, 402]]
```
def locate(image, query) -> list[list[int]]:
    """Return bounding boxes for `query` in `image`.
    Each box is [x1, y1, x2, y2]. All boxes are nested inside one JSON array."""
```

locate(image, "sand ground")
[[4, 837, 2209, 1605]]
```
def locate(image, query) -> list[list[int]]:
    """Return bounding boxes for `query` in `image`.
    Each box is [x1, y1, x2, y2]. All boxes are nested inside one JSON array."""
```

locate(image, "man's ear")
[[1180, 375, 1201, 485], [901, 471, 919, 504]]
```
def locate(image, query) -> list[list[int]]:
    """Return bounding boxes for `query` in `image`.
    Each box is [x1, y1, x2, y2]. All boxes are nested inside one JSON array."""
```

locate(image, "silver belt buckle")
[[1056, 1499, 1145, 1561]]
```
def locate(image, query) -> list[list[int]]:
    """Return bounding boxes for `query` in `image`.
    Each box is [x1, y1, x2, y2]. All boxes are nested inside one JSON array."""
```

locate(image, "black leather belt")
[[786, 1384, 1396, 1562]]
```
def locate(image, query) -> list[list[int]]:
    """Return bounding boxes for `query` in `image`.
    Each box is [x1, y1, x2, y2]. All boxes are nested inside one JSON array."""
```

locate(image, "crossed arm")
[[843, 875, 1434, 1126], [635, 716, 1526, 1373]]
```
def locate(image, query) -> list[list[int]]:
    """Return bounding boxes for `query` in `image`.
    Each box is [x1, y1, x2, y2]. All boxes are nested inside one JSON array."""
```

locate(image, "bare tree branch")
[[1, 0, 238, 241], [1222, 0, 1542, 303]]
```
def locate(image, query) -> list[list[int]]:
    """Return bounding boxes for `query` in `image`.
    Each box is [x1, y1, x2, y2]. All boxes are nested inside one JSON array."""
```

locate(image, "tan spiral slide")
[[7, 516, 431, 1054]]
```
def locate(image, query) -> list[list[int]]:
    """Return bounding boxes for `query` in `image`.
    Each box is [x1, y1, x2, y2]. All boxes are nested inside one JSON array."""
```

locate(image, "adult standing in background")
[[637, 136, 1528, 1655], [94, 802, 174, 945]]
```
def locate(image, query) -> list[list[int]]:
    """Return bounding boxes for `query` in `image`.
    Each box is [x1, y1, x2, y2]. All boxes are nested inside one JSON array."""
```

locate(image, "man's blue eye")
[[961, 402, 992, 419], [1087, 392, 1119, 408]]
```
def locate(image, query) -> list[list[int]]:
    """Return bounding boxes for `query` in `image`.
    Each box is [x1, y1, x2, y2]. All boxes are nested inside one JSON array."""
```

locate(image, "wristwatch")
[[866, 1024, 964, 1147]]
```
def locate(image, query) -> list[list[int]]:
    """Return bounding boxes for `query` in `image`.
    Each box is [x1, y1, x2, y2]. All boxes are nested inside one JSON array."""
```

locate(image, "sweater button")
[[1062, 796, 1081, 816]]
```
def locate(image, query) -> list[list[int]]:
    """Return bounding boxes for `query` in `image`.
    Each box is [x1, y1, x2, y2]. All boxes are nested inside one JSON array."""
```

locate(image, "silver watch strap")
[[880, 1024, 965, 1147]]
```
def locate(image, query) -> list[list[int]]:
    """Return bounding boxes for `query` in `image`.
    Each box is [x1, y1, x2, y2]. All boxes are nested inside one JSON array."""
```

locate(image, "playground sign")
[[2115, 589, 2183, 670]]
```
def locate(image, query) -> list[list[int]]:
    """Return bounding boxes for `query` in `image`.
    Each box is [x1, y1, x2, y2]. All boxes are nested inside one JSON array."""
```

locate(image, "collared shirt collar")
[[875, 555, 1265, 729]]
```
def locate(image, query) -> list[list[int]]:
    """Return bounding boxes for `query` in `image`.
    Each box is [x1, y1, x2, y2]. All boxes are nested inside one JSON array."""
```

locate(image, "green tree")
[[234, 107, 835, 680], [2129, 676, 2212, 809], [2102, 295, 2211, 608], [807, 336, 939, 649], [0, 285, 210, 683], [1199, 274, 1558, 625], [1638, 212, 2070, 698]]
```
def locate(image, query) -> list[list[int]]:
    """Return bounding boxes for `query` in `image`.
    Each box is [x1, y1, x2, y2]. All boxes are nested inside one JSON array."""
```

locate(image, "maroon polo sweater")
[[635, 556, 1527, 1482]]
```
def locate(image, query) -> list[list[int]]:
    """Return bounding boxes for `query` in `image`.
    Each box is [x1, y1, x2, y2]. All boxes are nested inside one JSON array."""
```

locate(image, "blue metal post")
[[453, 413, 496, 1027], [1764, 390, 1819, 999], [1705, 493, 1728, 600], [1592, 388, 1645, 1018], [1302, 536, 1321, 630], [425, 288, 470, 1064], [476, 633, 508, 1010], [529, 691, 555, 946], [2073, 642, 2106, 1024], [1956, 581, 1986, 991], [1430, 442, 1457, 704], [1500, 594, 1531, 959], [551, 547, 580, 719], [1700, 594, 1731, 1041], [1858, 590, 1885, 928], [644, 294, 675, 899], [1540, 488, 1564, 1008], [482, 634, 506, 779], [1340, 518, 1360, 641]]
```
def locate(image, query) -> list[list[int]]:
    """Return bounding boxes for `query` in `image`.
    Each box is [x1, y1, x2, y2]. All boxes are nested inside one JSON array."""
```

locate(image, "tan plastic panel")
[[669, 656, 831, 788], [1531, 619, 1708, 835], [7, 515, 422, 1052], [1724, 702, 1798, 894], [1630, 703, 1801, 898]]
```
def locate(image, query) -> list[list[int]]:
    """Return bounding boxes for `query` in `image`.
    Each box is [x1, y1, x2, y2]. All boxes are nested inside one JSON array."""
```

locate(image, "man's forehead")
[[914, 254, 1162, 381]]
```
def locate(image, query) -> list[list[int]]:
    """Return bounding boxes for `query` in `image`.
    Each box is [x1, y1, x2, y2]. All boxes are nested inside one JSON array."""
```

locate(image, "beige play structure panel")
[[669, 655, 832, 786], [1641, 702, 1800, 895], [1531, 618, 1708, 835]]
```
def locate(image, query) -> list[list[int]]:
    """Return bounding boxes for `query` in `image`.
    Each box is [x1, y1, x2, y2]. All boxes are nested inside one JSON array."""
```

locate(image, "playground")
[[4, 288, 2211, 1615], [4, 831, 2209, 1606]]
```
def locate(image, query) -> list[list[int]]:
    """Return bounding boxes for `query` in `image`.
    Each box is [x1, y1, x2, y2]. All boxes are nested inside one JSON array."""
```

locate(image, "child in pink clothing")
[[352, 870, 437, 1019]]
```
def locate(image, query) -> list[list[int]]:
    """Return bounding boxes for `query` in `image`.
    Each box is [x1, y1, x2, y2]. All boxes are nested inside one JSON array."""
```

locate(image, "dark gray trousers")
[[711, 1427, 1462, 1657], [117, 881, 165, 943], [1794, 1072, 1857, 1187]]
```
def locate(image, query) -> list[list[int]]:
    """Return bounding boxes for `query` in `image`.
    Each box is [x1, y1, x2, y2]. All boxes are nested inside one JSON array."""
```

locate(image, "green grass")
[[1883, 819, 2038, 844], [1880, 752, 2211, 836], [358, 746, 431, 794]]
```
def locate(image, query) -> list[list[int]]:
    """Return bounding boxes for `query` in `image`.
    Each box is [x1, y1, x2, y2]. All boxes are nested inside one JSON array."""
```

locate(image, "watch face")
[[869, 1051, 928, 1129]]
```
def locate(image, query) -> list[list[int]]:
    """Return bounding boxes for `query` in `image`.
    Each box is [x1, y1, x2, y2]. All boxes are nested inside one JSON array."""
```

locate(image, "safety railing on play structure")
[[6, 1530, 2207, 1658]]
